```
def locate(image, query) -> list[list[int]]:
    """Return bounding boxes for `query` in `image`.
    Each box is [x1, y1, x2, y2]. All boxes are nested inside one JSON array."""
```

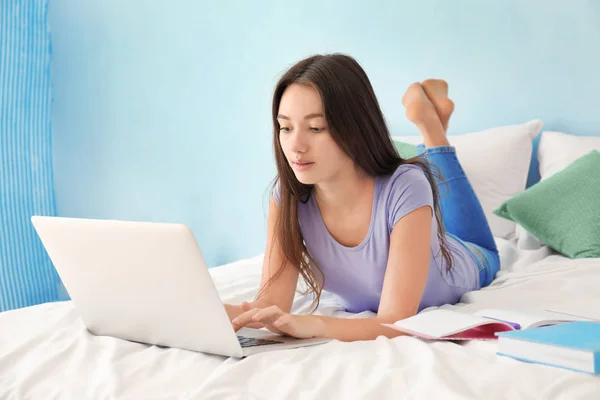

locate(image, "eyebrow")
[[276, 113, 324, 120]]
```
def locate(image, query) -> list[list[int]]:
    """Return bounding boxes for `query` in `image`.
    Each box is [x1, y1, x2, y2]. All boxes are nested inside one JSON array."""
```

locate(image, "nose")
[[289, 130, 308, 154]]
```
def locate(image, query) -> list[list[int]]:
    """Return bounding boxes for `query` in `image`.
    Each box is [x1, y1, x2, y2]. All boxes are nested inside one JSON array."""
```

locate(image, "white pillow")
[[538, 130, 600, 180], [392, 119, 543, 239]]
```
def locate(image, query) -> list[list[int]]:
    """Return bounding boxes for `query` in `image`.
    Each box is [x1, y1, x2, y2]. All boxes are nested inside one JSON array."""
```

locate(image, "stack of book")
[[383, 308, 600, 375]]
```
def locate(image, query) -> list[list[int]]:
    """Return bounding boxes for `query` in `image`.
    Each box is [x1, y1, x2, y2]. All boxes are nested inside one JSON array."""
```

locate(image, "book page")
[[388, 309, 499, 338], [544, 307, 600, 322], [474, 308, 582, 329]]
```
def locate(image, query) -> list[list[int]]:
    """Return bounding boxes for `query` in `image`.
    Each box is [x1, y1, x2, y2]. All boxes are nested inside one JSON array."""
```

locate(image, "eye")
[[310, 127, 325, 133], [279, 127, 291, 133]]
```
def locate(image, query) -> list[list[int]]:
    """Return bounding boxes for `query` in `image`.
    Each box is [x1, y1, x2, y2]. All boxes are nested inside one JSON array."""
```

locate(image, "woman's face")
[[277, 83, 352, 185]]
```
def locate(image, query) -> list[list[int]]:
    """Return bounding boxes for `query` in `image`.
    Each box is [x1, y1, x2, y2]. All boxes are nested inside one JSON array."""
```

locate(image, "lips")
[[292, 160, 314, 172]]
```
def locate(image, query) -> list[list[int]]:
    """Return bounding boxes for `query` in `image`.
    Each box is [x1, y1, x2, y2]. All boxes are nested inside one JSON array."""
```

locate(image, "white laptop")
[[31, 216, 330, 358]]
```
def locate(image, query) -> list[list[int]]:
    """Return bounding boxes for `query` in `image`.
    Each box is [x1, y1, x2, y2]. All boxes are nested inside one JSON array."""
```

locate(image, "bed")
[[3, 123, 600, 399], [2, 225, 600, 400]]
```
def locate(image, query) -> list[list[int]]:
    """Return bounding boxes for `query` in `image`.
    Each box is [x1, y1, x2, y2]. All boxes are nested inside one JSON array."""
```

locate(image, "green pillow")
[[393, 139, 419, 159], [494, 150, 600, 259]]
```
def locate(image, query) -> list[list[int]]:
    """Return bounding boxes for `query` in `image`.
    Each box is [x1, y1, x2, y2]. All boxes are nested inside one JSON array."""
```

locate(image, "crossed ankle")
[[417, 144, 456, 154]]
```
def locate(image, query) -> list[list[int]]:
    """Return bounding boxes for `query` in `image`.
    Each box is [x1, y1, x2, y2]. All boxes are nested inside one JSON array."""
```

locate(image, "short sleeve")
[[387, 165, 434, 230]]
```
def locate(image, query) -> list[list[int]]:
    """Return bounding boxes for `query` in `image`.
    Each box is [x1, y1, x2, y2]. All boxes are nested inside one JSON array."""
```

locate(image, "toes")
[[421, 79, 454, 129], [401, 82, 426, 107], [422, 79, 449, 97]]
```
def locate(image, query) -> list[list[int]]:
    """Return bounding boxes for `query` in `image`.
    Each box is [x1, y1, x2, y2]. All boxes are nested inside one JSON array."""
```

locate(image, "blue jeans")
[[416, 144, 500, 287]]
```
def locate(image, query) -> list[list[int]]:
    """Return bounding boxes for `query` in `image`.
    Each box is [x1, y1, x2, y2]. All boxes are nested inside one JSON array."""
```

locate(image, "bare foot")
[[421, 79, 454, 132], [402, 82, 449, 147]]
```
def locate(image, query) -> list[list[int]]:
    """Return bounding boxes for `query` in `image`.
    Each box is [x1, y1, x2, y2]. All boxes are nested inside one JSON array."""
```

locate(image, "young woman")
[[224, 54, 500, 342]]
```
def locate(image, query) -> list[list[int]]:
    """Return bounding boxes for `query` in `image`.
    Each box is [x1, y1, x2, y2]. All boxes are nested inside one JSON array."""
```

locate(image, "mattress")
[[2, 227, 600, 399]]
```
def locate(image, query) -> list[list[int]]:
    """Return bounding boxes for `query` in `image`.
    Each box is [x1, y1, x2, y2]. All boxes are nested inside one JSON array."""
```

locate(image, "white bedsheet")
[[2, 228, 600, 399]]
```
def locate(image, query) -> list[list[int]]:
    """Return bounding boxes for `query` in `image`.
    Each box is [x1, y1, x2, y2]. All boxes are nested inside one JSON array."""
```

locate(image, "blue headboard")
[[1, 0, 66, 312]]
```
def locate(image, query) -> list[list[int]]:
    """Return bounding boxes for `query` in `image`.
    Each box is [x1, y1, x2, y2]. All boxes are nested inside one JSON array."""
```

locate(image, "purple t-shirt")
[[275, 164, 480, 313]]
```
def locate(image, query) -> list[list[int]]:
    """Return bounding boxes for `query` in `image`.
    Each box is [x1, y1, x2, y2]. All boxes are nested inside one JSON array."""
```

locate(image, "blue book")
[[495, 322, 600, 375]]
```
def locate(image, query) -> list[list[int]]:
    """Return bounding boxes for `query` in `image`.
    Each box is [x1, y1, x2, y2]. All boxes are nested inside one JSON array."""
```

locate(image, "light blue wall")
[[1, 0, 64, 311], [48, 0, 600, 268]]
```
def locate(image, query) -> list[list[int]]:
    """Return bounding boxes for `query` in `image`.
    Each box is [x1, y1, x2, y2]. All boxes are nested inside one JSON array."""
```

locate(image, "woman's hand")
[[223, 303, 241, 321], [224, 302, 264, 329], [231, 302, 325, 339]]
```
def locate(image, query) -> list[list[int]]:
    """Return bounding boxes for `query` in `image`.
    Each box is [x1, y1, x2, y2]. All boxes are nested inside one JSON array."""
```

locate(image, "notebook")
[[495, 321, 600, 375], [382, 308, 586, 340]]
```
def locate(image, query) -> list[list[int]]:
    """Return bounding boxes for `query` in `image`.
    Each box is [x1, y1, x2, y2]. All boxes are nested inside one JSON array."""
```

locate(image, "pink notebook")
[[382, 308, 586, 341]]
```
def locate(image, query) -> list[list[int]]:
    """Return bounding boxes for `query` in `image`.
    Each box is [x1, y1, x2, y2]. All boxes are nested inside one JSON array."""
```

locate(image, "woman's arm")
[[316, 205, 433, 341], [224, 196, 300, 323], [235, 205, 433, 341]]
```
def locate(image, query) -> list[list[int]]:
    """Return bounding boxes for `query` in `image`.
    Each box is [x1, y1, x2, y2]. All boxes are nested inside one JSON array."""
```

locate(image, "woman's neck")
[[313, 165, 374, 213]]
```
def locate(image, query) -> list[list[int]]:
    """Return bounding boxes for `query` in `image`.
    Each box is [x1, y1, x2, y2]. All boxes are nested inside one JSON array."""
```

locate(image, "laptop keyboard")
[[237, 335, 284, 348]]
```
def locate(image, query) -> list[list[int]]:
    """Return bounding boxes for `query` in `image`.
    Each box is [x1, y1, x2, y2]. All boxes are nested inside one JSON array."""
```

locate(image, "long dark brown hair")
[[260, 53, 453, 311]]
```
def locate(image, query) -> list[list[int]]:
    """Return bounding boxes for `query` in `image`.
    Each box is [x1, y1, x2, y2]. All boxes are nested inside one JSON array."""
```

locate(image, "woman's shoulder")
[[382, 163, 429, 189], [378, 163, 433, 207], [380, 163, 434, 229]]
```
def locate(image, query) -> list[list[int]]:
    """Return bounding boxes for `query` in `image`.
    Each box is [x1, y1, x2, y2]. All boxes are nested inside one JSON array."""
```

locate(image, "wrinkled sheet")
[[2, 227, 600, 399]]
